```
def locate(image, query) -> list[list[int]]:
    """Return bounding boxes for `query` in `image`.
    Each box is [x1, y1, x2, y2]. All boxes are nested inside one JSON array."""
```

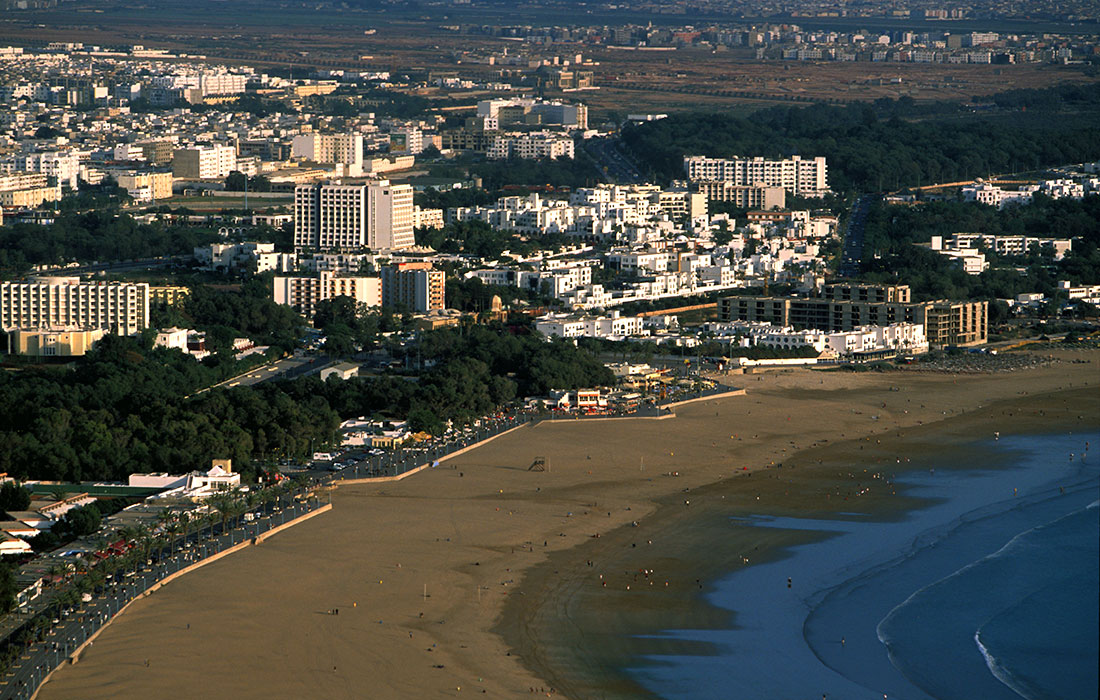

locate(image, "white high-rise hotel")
[[684, 155, 828, 196], [294, 181, 415, 251]]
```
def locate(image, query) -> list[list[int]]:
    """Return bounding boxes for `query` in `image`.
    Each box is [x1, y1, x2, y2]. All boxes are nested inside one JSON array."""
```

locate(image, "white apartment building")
[[295, 183, 366, 250], [729, 321, 928, 357], [535, 311, 644, 339], [608, 250, 672, 274], [477, 99, 588, 129], [936, 249, 988, 275], [150, 72, 248, 96], [299, 253, 373, 275], [1058, 281, 1100, 305], [467, 263, 592, 299], [153, 327, 189, 352], [3, 152, 81, 189], [931, 234, 1073, 260], [960, 178, 1088, 209], [684, 155, 828, 195], [295, 181, 415, 251], [0, 277, 150, 336], [195, 242, 297, 273], [450, 185, 700, 239], [961, 182, 1036, 208], [488, 131, 575, 160], [272, 271, 382, 318], [1039, 179, 1085, 199], [172, 145, 236, 180], [413, 205, 445, 230]]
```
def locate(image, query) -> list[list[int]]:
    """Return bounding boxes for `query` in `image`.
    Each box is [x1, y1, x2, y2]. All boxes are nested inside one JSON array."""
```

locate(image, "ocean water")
[[625, 432, 1100, 700]]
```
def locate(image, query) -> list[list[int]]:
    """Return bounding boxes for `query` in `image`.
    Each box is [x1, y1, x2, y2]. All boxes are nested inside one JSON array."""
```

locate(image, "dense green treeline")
[[176, 278, 306, 351], [859, 195, 1100, 302], [0, 325, 614, 482], [0, 335, 328, 484], [0, 212, 220, 276], [466, 154, 600, 190], [621, 87, 1100, 193], [281, 323, 615, 434]]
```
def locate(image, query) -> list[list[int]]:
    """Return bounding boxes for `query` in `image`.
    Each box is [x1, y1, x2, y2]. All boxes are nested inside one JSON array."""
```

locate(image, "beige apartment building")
[[149, 285, 191, 307], [696, 181, 786, 210], [0, 185, 62, 208], [6, 328, 107, 357], [684, 155, 828, 195], [137, 140, 176, 165], [0, 277, 150, 336], [114, 171, 174, 201], [719, 284, 986, 348]]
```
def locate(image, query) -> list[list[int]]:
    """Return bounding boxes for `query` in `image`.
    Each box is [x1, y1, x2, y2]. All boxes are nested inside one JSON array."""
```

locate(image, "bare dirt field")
[[4, 9, 1096, 119]]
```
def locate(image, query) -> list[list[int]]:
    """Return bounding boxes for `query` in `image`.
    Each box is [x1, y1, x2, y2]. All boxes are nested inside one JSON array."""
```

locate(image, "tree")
[[225, 171, 248, 192], [60, 504, 101, 538], [0, 481, 31, 515], [0, 562, 17, 613], [407, 406, 444, 436]]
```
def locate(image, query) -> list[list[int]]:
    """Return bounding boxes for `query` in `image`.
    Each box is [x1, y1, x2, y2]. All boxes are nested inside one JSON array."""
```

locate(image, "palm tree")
[[178, 512, 192, 548], [46, 564, 64, 591], [165, 521, 181, 555], [209, 493, 233, 536]]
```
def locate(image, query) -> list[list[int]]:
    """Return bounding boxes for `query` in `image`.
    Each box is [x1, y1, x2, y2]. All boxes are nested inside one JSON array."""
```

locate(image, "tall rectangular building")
[[0, 277, 149, 336], [367, 181, 415, 250], [381, 262, 445, 312], [684, 155, 828, 195], [294, 181, 414, 252]]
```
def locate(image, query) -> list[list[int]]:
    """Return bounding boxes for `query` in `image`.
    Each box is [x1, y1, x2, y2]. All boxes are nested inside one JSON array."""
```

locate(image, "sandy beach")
[[37, 348, 1099, 699]]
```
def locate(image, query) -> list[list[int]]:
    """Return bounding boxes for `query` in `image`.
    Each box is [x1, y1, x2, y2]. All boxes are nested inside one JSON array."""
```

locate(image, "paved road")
[[837, 194, 874, 278], [200, 354, 328, 393], [584, 137, 644, 184]]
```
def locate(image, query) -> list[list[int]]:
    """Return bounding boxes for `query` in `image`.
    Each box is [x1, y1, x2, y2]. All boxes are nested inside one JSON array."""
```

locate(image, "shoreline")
[[34, 349, 1099, 699], [496, 369, 1100, 698]]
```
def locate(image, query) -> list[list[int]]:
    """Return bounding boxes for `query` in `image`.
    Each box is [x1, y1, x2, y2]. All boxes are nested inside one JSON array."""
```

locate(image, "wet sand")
[[37, 349, 1099, 699]]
